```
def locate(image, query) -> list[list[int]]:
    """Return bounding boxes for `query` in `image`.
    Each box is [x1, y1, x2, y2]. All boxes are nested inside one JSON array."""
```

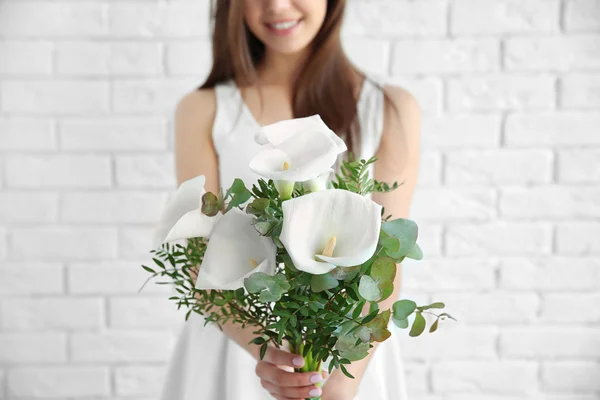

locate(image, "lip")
[[265, 18, 302, 37]]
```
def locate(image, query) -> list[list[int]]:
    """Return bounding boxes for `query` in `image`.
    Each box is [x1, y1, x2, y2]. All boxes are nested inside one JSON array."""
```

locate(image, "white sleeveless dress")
[[160, 78, 409, 400]]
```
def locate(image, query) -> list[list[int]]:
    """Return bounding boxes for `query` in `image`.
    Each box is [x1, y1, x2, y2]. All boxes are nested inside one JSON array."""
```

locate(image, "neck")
[[257, 48, 312, 87]]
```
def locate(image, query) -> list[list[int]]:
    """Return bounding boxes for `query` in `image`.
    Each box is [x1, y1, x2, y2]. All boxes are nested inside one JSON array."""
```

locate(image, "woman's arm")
[[173, 89, 325, 399], [323, 85, 422, 399]]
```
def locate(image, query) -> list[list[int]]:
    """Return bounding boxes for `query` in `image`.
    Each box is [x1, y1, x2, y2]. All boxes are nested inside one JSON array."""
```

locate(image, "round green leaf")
[[381, 218, 418, 258], [392, 316, 409, 329], [405, 242, 423, 260], [358, 275, 381, 301], [392, 299, 417, 320], [371, 257, 397, 288], [310, 273, 339, 293]]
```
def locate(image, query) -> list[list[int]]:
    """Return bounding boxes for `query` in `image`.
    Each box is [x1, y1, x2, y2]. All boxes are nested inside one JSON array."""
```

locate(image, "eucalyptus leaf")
[[393, 299, 417, 320], [335, 335, 370, 361], [381, 218, 418, 258], [405, 242, 423, 260], [409, 312, 426, 337], [365, 309, 392, 342], [358, 275, 381, 301], [429, 319, 439, 333], [310, 273, 339, 293], [392, 316, 409, 329]]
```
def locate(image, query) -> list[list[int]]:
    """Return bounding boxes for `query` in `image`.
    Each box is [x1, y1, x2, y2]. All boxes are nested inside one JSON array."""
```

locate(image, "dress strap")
[[212, 80, 245, 143], [357, 76, 386, 161]]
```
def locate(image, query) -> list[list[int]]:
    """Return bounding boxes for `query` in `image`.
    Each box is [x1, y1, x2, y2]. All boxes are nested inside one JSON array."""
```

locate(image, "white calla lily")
[[255, 114, 347, 154], [153, 175, 221, 247], [279, 189, 382, 275], [195, 208, 277, 290]]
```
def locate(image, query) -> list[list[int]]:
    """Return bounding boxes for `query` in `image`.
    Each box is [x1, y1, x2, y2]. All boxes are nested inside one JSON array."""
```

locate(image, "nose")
[[265, 0, 293, 12]]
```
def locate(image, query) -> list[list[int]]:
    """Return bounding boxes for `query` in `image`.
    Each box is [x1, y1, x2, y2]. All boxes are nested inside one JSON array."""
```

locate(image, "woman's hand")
[[320, 370, 360, 400], [255, 346, 326, 400]]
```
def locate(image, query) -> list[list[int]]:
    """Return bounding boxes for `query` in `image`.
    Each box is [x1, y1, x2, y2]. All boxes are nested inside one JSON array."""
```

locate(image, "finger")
[[256, 361, 324, 388], [261, 379, 322, 399], [263, 346, 305, 368]]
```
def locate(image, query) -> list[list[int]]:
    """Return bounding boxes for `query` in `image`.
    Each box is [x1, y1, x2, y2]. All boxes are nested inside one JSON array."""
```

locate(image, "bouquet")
[[142, 115, 455, 399]]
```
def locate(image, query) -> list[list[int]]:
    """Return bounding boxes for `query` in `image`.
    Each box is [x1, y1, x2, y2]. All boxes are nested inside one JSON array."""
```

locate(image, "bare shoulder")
[[173, 87, 220, 191], [377, 84, 421, 165]]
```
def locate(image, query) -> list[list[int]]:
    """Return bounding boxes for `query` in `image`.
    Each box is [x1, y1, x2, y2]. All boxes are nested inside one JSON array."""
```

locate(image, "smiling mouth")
[[266, 19, 301, 32]]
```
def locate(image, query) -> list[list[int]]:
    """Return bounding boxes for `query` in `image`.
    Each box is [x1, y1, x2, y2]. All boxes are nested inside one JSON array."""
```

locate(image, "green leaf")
[[379, 232, 400, 254], [419, 302, 445, 311], [392, 316, 409, 329], [244, 272, 290, 302], [365, 309, 392, 342], [260, 342, 268, 360], [361, 309, 379, 325], [230, 178, 246, 194], [228, 190, 252, 210], [409, 312, 426, 337], [358, 275, 381, 301], [201, 192, 220, 216], [429, 319, 439, 333], [335, 335, 370, 361], [371, 257, 396, 289], [142, 265, 155, 274], [405, 242, 423, 260], [392, 299, 417, 320], [310, 273, 339, 293], [381, 218, 418, 258], [251, 198, 270, 211]]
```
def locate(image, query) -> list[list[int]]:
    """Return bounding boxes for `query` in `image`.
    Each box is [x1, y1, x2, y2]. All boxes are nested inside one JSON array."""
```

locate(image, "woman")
[[161, 0, 421, 399]]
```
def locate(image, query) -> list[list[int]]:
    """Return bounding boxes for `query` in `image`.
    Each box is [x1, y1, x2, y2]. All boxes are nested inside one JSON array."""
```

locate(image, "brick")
[[0, 2, 108, 37], [446, 222, 552, 256], [501, 328, 600, 359], [7, 367, 110, 397], [541, 293, 600, 323], [387, 77, 443, 115], [0, 228, 6, 260], [166, 40, 212, 77], [561, 73, 600, 108], [565, 0, 600, 32], [451, 0, 560, 35], [0, 41, 52, 75], [448, 75, 555, 111], [400, 326, 497, 360], [556, 222, 600, 255], [500, 257, 600, 290], [1, 81, 110, 115], [418, 151, 442, 186], [56, 41, 163, 76], [109, 297, 182, 328], [434, 292, 539, 324], [112, 79, 196, 113], [10, 227, 118, 261], [115, 154, 176, 188], [505, 36, 600, 71], [119, 226, 156, 260], [0, 298, 104, 330], [68, 262, 171, 294], [403, 258, 497, 291], [343, 1, 447, 37], [115, 366, 165, 396], [344, 38, 390, 76], [558, 149, 600, 183], [0, 263, 63, 295], [0, 118, 56, 151], [392, 39, 500, 74], [404, 363, 429, 394], [432, 361, 537, 394], [505, 112, 600, 146], [414, 223, 443, 257], [110, 2, 210, 38], [60, 117, 167, 151], [61, 191, 166, 223], [500, 186, 600, 218], [421, 115, 501, 149], [411, 189, 496, 221], [5, 155, 111, 188], [542, 362, 600, 391], [71, 331, 174, 362], [0, 333, 66, 363], [446, 150, 552, 184], [0, 192, 59, 223]]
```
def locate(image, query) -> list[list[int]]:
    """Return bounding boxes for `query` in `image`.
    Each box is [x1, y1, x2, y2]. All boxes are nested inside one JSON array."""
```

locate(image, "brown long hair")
[[200, 0, 366, 156]]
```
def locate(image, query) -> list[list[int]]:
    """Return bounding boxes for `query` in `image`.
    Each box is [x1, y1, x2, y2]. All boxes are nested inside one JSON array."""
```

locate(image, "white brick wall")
[[0, 0, 598, 399]]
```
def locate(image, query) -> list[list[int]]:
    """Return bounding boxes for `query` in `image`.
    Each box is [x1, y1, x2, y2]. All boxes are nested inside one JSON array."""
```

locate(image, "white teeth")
[[269, 20, 299, 30]]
